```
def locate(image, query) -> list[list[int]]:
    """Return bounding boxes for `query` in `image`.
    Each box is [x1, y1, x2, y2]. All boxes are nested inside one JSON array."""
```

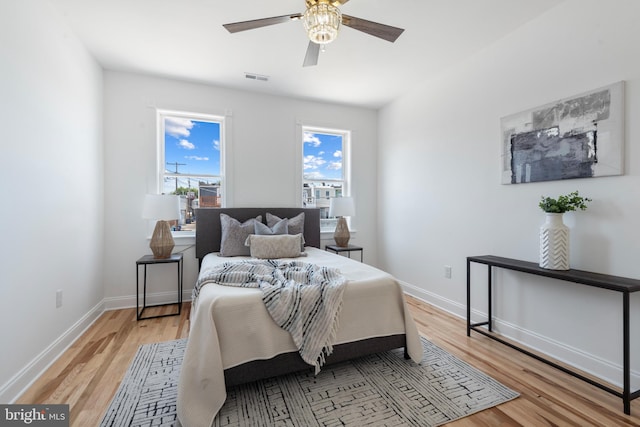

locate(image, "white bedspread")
[[177, 247, 423, 427]]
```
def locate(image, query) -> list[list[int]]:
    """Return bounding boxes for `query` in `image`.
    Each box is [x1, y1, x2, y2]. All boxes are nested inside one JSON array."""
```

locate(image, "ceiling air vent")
[[245, 72, 269, 82]]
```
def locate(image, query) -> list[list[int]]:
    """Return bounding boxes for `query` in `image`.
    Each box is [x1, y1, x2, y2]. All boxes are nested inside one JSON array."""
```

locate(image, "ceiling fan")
[[223, 0, 405, 67]]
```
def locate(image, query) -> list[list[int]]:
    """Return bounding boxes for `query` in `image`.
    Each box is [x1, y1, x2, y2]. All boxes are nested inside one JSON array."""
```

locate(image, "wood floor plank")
[[15, 297, 640, 426], [405, 296, 640, 426]]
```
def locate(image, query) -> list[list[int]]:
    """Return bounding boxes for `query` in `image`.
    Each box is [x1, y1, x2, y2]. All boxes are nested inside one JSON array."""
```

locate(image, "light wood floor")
[[17, 297, 640, 426]]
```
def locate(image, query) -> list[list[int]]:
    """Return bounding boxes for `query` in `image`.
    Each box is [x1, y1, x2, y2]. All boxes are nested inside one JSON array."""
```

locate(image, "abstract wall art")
[[500, 81, 624, 184]]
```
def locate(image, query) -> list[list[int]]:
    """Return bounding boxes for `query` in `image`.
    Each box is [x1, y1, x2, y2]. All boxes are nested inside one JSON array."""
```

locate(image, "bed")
[[177, 207, 423, 427]]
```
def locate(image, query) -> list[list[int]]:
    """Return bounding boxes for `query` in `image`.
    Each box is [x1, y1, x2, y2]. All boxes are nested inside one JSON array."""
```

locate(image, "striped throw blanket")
[[193, 260, 347, 373]]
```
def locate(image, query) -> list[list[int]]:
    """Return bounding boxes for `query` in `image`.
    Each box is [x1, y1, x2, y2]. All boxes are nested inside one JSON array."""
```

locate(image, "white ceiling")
[[50, 0, 563, 109]]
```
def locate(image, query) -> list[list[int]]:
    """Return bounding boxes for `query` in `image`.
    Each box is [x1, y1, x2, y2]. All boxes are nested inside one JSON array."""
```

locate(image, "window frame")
[[156, 109, 227, 236], [300, 124, 351, 233]]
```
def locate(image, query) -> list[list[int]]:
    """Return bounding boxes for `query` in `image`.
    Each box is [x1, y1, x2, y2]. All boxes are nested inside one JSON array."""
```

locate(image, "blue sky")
[[303, 131, 343, 181], [164, 117, 220, 176]]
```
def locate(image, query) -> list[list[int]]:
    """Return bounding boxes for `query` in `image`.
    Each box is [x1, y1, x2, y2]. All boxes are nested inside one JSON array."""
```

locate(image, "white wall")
[[103, 71, 378, 306], [378, 0, 640, 388], [0, 0, 104, 401], [10, 0, 636, 406]]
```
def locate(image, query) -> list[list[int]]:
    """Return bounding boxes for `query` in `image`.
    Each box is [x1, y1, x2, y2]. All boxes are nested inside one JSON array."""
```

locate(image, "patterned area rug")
[[100, 337, 518, 427]]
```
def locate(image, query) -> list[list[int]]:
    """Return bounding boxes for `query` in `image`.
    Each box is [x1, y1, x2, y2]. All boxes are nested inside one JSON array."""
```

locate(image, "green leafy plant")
[[539, 191, 592, 213]]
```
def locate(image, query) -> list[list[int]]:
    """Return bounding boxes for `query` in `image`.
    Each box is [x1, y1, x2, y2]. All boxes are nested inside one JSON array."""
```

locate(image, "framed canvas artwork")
[[500, 81, 624, 184]]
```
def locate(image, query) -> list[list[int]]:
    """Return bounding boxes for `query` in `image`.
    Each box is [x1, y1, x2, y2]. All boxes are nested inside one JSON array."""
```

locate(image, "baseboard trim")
[[0, 300, 105, 403], [399, 280, 640, 389], [5, 282, 636, 404], [2, 290, 194, 403], [400, 280, 467, 319], [103, 290, 192, 311]]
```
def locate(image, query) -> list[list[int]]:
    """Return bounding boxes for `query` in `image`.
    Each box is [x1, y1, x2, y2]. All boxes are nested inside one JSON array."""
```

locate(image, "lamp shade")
[[142, 194, 180, 220], [329, 196, 355, 218]]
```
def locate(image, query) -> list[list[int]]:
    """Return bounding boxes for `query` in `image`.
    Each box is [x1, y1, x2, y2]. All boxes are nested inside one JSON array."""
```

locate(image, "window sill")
[[145, 230, 355, 246], [321, 229, 357, 238], [146, 232, 195, 247], [173, 233, 195, 246]]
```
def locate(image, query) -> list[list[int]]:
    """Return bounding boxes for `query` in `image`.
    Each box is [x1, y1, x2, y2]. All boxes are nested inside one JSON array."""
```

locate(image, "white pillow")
[[244, 234, 307, 259]]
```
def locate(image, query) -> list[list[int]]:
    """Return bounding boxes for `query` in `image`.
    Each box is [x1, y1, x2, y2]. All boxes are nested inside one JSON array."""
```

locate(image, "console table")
[[466, 255, 640, 415]]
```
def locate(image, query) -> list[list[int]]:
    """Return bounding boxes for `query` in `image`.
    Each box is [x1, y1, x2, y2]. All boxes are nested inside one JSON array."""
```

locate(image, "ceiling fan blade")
[[341, 14, 404, 42], [223, 13, 302, 33], [303, 41, 320, 67]]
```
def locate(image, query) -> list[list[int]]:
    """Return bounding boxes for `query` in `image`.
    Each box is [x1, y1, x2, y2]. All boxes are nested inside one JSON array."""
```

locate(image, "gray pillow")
[[255, 218, 288, 235], [219, 213, 262, 257], [267, 212, 305, 249]]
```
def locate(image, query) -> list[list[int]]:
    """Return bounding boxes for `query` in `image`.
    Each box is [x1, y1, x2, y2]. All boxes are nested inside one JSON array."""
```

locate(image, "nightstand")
[[136, 253, 183, 320], [325, 244, 363, 262]]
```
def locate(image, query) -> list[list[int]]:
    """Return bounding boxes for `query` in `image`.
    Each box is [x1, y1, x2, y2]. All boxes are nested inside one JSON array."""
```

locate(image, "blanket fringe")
[[314, 298, 344, 374]]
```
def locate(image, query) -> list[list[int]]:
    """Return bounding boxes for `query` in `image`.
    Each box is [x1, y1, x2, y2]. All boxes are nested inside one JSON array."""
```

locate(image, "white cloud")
[[333, 150, 342, 158], [304, 171, 324, 180], [179, 139, 195, 150], [304, 132, 322, 147], [165, 117, 194, 138], [304, 155, 326, 170], [327, 161, 342, 170], [213, 140, 220, 151], [185, 155, 209, 161]]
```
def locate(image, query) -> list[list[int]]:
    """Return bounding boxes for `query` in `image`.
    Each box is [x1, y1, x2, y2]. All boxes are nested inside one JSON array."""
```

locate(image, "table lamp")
[[142, 194, 180, 259], [329, 196, 355, 247]]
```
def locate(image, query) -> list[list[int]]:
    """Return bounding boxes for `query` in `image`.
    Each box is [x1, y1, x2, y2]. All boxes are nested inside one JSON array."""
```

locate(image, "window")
[[302, 126, 350, 232], [158, 110, 225, 233]]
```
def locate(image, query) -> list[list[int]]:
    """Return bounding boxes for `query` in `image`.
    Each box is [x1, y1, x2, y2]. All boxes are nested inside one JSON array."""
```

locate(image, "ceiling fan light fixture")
[[303, 3, 341, 45]]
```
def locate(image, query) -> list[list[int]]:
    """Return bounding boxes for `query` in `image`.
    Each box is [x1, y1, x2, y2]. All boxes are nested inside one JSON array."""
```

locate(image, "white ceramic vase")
[[539, 213, 570, 270]]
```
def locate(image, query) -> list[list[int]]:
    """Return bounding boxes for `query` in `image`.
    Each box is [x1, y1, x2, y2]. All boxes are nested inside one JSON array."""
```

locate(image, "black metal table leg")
[[623, 291, 630, 415], [487, 265, 492, 332], [466, 258, 471, 336]]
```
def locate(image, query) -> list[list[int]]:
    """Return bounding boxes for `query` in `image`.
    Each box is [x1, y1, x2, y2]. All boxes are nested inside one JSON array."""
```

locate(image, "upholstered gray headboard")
[[195, 207, 321, 262]]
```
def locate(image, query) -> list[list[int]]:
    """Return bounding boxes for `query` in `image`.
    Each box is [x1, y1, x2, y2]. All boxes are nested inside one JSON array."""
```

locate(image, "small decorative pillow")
[[219, 213, 262, 257], [244, 234, 307, 259], [255, 218, 288, 235], [266, 212, 305, 250]]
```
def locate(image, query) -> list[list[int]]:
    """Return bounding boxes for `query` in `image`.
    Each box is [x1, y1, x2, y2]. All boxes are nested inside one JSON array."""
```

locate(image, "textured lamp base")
[[333, 217, 350, 247], [150, 220, 175, 259]]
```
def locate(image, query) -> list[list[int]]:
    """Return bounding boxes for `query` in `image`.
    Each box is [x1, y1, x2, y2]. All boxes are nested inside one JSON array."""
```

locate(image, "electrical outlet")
[[56, 289, 63, 308], [444, 265, 452, 279]]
